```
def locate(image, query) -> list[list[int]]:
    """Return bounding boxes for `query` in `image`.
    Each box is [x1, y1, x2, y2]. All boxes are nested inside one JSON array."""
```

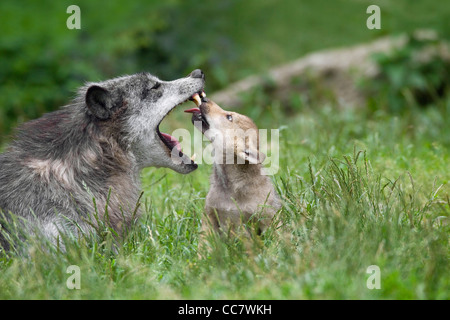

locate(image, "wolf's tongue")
[[160, 132, 182, 151], [184, 108, 201, 114]]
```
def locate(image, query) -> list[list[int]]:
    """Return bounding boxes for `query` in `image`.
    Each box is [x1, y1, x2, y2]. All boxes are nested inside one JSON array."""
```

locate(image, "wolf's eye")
[[151, 82, 161, 90], [226, 114, 233, 122]]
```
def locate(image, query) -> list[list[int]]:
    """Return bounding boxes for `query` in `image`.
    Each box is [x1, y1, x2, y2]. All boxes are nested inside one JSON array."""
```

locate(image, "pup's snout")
[[189, 69, 205, 80]]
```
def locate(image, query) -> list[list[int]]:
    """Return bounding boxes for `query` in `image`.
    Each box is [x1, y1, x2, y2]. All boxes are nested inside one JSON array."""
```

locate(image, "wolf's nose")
[[190, 69, 205, 80]]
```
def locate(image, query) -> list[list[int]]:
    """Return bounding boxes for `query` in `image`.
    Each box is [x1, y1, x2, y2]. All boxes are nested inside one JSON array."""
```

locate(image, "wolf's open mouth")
[[156, 91, 206, 164]]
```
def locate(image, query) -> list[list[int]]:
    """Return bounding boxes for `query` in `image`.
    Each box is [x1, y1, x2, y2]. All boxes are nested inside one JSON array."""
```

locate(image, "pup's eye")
[[151, 82, 161, 90], [226, 114, 233, 122]]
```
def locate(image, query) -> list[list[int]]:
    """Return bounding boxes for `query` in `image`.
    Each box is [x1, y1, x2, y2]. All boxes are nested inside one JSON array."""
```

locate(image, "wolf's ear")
[[240, 148, 266, 164], [86, 85, 113, 120]]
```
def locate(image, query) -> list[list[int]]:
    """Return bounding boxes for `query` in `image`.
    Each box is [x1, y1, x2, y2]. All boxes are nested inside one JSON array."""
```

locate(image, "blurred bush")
[[364, 34, 450, 113]]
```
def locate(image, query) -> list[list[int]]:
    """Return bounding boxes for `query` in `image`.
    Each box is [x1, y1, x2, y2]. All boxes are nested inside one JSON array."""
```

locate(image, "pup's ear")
[[240, 148, 266, 164], [85, 85, 113, 120]]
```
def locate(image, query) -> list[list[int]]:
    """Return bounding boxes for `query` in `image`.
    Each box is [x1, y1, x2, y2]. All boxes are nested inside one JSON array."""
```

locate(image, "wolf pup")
[[0, 70, 205, 249], [185, 98, 281, 237]]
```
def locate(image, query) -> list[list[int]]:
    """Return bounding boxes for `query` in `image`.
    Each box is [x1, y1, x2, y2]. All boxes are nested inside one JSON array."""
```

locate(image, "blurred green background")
[[0, 0, 449, 141]]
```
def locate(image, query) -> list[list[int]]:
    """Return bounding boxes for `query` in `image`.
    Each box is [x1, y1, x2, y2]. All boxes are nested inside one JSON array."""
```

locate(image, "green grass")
[[0, 94, 448, 299]]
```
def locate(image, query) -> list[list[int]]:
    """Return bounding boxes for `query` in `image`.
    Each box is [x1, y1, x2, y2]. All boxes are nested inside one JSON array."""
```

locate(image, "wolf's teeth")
[[192, 93, 201, 106], [190, 153, 197, 161], [200, 91, 206, 98]]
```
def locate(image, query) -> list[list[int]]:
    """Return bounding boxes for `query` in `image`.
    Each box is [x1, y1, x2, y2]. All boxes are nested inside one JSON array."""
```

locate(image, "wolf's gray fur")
[[0, 70, 204, 249]]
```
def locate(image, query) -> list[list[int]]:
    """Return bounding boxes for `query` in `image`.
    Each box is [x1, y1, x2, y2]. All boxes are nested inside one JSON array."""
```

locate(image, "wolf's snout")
[[189, 69, 205, 80]]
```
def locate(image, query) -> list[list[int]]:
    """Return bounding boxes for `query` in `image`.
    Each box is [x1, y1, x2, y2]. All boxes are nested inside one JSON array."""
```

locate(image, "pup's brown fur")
[[192, 100, 281, 238]]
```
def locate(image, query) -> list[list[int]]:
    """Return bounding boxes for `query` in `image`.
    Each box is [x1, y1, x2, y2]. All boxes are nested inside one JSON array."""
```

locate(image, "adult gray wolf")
[[185, 98, 281, 239], [0, 69, 205, 250]]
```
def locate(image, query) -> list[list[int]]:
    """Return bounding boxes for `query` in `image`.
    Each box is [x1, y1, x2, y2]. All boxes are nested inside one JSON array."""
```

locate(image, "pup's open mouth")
[[156, 91, 206, 164], [184, 93, 210, 134]]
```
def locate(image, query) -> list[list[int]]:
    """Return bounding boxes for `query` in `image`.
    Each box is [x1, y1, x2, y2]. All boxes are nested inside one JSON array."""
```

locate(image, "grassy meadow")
[[0, 96, 448, 299]]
